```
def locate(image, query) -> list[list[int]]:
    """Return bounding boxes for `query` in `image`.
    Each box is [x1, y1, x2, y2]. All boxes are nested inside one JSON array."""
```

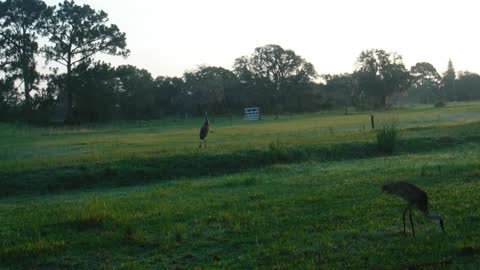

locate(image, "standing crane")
[[199, 112, 210, 148], [382, 181, 445, 238]]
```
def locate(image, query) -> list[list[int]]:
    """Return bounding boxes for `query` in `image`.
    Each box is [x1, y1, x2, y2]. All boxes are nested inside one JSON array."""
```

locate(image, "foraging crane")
[[382, 181, 445, 238], [199, 112, 210, 148]]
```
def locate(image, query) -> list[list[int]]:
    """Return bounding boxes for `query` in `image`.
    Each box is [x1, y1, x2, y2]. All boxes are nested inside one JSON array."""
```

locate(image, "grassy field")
[[1, 103, 480, 269]]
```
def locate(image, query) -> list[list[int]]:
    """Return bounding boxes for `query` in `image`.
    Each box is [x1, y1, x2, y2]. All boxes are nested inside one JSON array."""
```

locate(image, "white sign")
[[244, 107, 260, 120]]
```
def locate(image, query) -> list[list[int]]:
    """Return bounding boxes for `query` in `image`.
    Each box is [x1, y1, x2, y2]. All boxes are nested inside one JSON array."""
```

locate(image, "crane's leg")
[[403, 205, 410, 236], [409, 206, 416, 238]]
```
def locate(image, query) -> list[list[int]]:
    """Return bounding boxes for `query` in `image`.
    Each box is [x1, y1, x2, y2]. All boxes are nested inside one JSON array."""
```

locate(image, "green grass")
[[1, 102, 480, 269], [376, 122, 399, 154], [1, 102, 480, 174]]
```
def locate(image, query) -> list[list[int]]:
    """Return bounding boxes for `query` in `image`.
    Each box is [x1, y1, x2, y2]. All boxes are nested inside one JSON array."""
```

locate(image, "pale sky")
[[44, 0, 480, 78]]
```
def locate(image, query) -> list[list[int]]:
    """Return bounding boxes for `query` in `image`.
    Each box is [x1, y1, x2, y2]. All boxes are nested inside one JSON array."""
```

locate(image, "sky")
[[44, 0, 480, 78]]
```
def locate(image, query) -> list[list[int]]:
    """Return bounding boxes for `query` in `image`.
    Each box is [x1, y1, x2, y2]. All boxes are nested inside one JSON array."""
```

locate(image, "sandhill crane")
[[199, 112, 210, 148], [382, 181, 445, 238]]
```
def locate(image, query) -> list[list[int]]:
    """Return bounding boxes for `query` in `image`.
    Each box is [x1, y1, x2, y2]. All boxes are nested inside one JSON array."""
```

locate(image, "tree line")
[[1, 0, 480, 124]]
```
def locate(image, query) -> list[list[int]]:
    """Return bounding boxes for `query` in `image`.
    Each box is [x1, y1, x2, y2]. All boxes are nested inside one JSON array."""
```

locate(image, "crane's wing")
[[200, 125, 209, 139], [382, 181, 428, 206]]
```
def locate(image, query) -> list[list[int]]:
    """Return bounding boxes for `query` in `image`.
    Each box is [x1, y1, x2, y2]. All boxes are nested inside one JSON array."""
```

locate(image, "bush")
[[376, 123, 399, 154], [434, 101, 446, 108], [268, 138, 288, 161]]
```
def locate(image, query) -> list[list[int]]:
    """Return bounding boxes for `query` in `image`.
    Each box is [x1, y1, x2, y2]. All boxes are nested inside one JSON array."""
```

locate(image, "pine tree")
[[443, 59, 456, 102]]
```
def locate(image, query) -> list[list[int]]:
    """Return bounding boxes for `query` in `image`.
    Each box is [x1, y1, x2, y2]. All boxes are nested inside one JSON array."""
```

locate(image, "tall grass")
[[376, 123, 399, 154]]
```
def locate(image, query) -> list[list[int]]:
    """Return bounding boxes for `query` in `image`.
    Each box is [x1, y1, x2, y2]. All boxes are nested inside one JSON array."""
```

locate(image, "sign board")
[[244, 107, 260, 120]]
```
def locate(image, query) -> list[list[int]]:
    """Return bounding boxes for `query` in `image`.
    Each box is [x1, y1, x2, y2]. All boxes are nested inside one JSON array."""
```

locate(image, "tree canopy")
[[116, 65, 156, 119], [42, 0, 129, 121], [233, 44, 317, 116], [234, 44, 317, 89], [456, 71, 480, 101], [443, 59, 456, 102], [0, 0, 49, 119], [355, 49, 411, 108], [1, 0, 479, 124], [410, 62, 441, 88]]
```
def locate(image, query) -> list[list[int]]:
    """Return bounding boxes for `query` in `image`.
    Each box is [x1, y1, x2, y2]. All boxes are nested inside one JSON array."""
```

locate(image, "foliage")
[[399, 62, 443, 105], [355, 49, 412, 109], [410, 62, 441, 88], [434, 101, 446, 108], [233, 44, 318, 115], [0, 77, 19, 120], [154, 76, 184, 115], [323, 73, 357, 113], [455, 71, 480, 101], [0, 0, 48, 119], [2, 0, 480, 124], [182, 66, 238, 115], [115, 65, 156, 119], [376, 122, 399, 154], [42, 0, 129, 122], [442, 59, 456, 102], [70, 62, 119, 122]]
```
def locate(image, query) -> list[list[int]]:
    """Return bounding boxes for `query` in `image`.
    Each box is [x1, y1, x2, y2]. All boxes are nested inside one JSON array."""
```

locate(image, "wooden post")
[[371, 114, 375, 130]]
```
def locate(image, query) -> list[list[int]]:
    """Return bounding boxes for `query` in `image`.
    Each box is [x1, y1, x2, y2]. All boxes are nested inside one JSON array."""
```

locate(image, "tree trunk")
[[22, 62, 32, 121], [65, 60, 73, 124], [274, 95, 280, 120], [344, 96, 349, 115], [23, 76, 31, 121]]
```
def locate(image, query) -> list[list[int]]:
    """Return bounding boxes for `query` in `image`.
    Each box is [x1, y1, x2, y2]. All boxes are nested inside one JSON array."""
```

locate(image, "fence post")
[[370, 114, 375, 130]]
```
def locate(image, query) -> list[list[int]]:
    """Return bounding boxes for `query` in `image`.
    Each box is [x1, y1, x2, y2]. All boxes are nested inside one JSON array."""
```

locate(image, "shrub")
[[268, 138, 288, 161], [376, 123, 399, 154], [434, 101, 446, 108]]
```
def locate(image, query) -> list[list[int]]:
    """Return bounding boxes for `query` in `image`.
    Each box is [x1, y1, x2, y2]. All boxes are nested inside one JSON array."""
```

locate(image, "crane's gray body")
[[199, 113, 209, 147], [383, 181, 428, 213], [382, 181, 444, 237]]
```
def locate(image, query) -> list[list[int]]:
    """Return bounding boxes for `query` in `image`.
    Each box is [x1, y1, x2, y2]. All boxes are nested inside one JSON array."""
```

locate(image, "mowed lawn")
[[0, 103, 480, 269]]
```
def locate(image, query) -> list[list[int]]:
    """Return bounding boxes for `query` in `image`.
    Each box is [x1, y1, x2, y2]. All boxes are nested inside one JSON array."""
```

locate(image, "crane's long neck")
[[426, 212, 445, 233]]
